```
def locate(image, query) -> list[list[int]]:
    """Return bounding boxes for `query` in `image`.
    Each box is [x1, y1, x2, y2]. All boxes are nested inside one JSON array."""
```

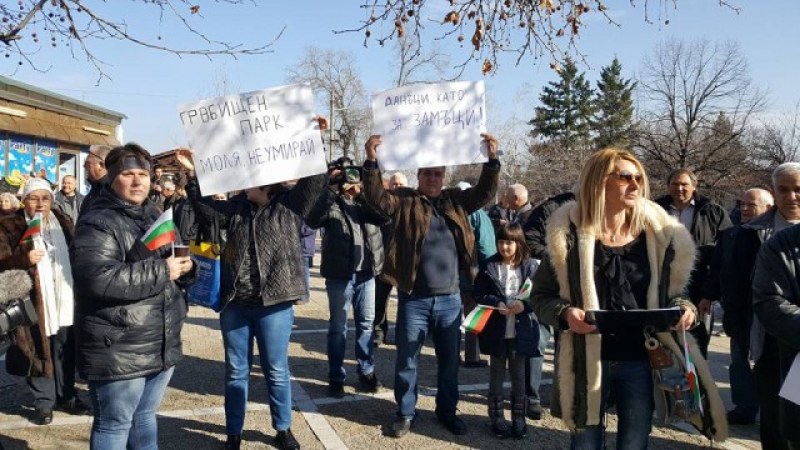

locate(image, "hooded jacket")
[[71, 187, 188, 381], [531, 200, 728, 442]]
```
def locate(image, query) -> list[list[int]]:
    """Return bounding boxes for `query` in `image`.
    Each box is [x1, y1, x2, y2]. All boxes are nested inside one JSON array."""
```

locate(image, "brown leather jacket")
[[361, 160, 500, 294]]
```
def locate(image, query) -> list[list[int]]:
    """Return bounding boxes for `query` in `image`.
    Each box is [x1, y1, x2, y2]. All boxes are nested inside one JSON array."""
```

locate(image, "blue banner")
[[35, 140, 58, 183]]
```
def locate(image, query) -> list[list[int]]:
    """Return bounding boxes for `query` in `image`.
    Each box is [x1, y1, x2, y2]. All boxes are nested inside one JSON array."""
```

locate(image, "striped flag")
[[516, 278, 533, 302], [461, 305, 495, 334], [141, 209, 176, 252], [19, 213, 42, 245], [683, 329, 704, 414]]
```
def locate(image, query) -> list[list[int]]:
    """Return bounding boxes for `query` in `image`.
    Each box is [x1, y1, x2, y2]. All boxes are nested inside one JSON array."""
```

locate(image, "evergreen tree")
[[592, 58, 636, 149], [528, 58, 595, 153]]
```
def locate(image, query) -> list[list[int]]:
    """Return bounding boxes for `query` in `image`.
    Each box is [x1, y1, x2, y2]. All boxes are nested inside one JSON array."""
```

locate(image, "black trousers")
[[373, 277, 393, 337], [27, 326, 77, 410], [754, 336, 791, 450]]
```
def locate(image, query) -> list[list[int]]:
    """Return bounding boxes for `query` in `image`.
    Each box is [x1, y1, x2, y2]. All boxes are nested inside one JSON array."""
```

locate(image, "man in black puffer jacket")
[[71, 143, 194, 448], [177, 141, 327, 450], [306, 173, 386, 398]]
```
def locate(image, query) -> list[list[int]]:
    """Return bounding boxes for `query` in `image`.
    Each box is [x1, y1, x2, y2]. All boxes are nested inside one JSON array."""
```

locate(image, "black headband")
[[108, 155, 151, 181]]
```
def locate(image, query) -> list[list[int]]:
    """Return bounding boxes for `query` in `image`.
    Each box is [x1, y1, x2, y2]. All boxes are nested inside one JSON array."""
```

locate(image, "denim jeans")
[[571, 360, 654, 450], [527, 323, 552, 405], [303, 256, 313, 294], [729, 336, 758, 419], [89, 367, 174, 450], [325, 271, 376, 382], [220, 301, 294, 434], [394, 292, 462, 419]]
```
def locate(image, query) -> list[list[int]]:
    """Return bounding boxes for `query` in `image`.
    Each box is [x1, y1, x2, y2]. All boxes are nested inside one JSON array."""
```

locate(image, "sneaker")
[[357, 373, 381, 393], [437, 414, 467, 435], [726, 409, 756, 425], [224, 434, 241, 450], [276, 429, 300, 450], [328, 381, 345, 399], [31, 408, 53, 426], [373, 331, 385, 347], [526, 403, 543, 420], [56, 397, 91, 415], [390, 416, 415, 438]]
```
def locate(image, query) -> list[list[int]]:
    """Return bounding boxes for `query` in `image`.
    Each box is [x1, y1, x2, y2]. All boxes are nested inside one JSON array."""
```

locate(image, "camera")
[[0, 270, 37, 355], [327, 156, 362, 186]]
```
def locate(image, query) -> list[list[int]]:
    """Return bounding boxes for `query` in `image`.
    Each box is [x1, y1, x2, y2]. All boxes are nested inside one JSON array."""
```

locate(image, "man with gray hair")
[[718, 163, 800, 446], [79, 144, 112, 215], [53, 175, 84, 225], [505, 183, 534, 226], [702, 187, 773, 426]]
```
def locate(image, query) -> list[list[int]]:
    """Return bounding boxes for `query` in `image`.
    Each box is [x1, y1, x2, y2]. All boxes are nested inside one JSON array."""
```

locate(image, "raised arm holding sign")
[[177, 84, 328, 196]]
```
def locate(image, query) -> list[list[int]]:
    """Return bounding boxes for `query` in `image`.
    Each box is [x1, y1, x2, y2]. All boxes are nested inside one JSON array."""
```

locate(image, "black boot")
[[488, 395, 510, 438], [511, 395, 528, 439], [276, 428, 300, 450], [224, 434, 241, 450]]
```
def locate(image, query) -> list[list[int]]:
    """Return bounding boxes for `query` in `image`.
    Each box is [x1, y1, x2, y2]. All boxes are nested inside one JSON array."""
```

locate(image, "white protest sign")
[[177, 84, 327, 196], [371, 81, 488, 171]]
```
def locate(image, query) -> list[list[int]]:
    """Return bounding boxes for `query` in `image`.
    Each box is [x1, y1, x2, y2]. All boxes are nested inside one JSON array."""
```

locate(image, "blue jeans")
[[303, 256, 313, 293], [729, 336, 758, 418], [571, 360, 654, 450], [326, 272, 376, 382], [89, 367, 174, 450], [220, 301, 294, 434], [395, 292, 462, 419]]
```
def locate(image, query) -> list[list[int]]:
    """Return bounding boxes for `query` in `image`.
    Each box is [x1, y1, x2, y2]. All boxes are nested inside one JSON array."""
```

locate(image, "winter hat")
[[21, 177, 54, 201]]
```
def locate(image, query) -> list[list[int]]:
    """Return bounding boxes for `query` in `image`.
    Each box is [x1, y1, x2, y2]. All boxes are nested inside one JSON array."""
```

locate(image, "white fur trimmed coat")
[[531, 200, 728, 442]]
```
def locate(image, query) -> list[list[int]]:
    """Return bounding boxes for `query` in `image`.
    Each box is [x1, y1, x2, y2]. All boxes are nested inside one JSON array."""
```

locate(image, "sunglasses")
[[611, 171, 643, 183]]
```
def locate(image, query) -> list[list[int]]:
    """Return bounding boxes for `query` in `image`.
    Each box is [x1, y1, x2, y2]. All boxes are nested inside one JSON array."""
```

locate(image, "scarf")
[[29, 211, 74, 336]]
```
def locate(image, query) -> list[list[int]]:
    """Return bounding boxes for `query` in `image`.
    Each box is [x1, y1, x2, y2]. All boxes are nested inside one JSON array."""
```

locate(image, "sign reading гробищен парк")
[[371, 80, 488, 171], [177, 84, 327, 196]]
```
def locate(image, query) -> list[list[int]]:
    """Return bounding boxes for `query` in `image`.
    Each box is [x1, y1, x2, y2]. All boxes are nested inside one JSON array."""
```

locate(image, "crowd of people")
[[1, 123, 799, 450]]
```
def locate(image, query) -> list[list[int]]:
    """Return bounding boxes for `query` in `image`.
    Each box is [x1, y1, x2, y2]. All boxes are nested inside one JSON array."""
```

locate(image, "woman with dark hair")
[[71, 143, 194, 449], [531, 148, 728, 449]]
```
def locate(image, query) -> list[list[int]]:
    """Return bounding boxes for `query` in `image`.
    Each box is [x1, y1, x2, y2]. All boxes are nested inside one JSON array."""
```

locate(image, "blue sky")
[[5, 0, 799, 153]]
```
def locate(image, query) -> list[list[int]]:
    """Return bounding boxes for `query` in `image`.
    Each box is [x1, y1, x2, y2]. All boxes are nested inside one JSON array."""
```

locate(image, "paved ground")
[[0, 258, 762, 449]]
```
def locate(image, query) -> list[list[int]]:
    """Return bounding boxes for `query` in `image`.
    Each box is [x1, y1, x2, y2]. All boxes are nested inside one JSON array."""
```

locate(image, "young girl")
[[473, 223, 541, 439]]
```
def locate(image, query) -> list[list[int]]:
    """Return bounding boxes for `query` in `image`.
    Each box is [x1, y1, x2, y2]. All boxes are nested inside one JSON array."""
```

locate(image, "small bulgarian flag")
[[141, 209, 176, 252], [516, 278, 533, 302], [683, 329, 704, 414], [19, 213, 42, 245], [461, 305, 495, 334]]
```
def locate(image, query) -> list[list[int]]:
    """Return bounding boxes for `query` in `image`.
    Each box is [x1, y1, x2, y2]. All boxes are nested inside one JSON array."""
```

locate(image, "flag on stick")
[[141, 209, 176, 252], [461, 305, 495, 334], [683, 329, 704, 414], [19, 213, 42, 245]]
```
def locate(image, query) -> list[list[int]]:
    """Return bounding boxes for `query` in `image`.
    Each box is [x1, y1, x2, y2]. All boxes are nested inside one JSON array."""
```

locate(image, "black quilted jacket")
[[185, 174, 327, 309], [71, 187, 188, 381]]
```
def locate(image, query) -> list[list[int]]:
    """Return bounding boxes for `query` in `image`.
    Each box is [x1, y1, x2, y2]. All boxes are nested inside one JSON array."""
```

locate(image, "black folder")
[[584, 308, 682, 334]]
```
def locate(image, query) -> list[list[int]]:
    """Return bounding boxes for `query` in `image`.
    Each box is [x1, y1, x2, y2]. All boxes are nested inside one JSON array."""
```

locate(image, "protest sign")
[[371, 81, 487, 171], [177, 84, 327, 196]]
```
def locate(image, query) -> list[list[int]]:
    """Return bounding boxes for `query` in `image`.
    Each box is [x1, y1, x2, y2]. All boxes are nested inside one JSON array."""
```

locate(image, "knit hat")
[[21, 177, 54, 201]]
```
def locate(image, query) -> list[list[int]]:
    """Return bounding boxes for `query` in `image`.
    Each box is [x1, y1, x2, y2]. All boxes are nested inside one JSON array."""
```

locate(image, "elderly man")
[[655, 168, 732, 356], [373, 171, 407, 346], [752, 220, 800, 450], [702, 188, 773, 426], [362, 133, 499, 438], [506, 183, 534, 226], [723, 164, 800, 448], [53, 175, 84, 225], [80, 145, 112, 215]]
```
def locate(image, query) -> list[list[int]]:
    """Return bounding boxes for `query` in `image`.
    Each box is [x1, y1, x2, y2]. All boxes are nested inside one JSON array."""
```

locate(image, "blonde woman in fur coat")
[[531, 149, 727, 449]]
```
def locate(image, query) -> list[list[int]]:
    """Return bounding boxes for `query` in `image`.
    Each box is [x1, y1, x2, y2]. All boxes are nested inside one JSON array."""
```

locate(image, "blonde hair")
[[0, 192, 20, 210], [576, 148, 650, 236]]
